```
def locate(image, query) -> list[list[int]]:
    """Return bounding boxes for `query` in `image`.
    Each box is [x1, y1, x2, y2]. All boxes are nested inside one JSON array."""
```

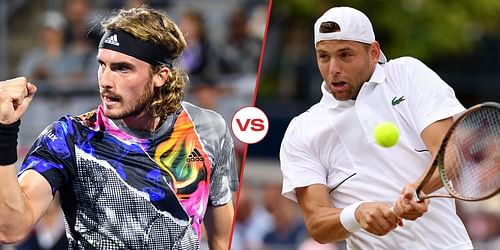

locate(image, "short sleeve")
[[19, 119, 76, 195], [208, 126, 237, 207], [403, 57, 465, 134], [280, 118, 328, 202]]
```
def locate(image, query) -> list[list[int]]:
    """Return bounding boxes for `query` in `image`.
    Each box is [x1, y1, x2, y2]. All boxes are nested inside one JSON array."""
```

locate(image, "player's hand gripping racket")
[[413, 102, 500, 202]]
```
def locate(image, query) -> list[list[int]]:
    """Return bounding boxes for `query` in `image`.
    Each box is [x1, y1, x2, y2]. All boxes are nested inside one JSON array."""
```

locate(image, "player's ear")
[[153, 66, 170, 88], [369, 42, 381, 64]]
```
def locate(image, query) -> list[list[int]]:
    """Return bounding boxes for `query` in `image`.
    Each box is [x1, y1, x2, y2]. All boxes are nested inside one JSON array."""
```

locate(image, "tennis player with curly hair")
[[0, 6, 237, 250]]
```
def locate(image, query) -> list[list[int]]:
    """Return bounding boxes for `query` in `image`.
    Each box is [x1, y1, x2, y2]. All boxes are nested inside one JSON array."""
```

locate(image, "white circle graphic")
[[231, 106, 269, 144]]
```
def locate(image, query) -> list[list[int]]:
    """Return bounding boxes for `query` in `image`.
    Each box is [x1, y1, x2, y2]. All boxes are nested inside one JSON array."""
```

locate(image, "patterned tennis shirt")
[[19, 102, 237, 249]]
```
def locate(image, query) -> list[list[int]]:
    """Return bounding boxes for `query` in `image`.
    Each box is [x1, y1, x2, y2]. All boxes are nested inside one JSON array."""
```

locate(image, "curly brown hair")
[[101, 6, 188, 119]]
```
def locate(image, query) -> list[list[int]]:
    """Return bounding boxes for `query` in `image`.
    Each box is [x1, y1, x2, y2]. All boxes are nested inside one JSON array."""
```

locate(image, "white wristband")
[[340, 201, 365, 233]]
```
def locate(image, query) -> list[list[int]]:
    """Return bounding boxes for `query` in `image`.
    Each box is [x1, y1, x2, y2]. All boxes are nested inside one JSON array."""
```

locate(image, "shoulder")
[[383, 56, 432, 77], [41, 115, 77, 137], [283, 103, 332, 146], [38, 111, 95, 141], [181, 101, 227, 132], [383, 56, 449, 91], [290, 102, 331, 128], [385, 56, 427, 68], [28, 116, 77, 161], [75, 109, 97, 126], [381, 57, 441, 89]]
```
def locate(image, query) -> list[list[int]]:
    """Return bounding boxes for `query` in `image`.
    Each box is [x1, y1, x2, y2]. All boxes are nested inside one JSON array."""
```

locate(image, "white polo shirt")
[[280, 57, 473, 250]]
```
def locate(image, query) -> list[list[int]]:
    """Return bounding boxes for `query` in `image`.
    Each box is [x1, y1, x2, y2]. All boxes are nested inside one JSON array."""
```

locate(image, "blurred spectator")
[[276, 20, 318, 100], [262, 182, 307, 250], [63, 0, 100, 85], [180, 10, 217, 86], [218, 8, 262, 76], [124, 0, 148, 9], [457, 197, 500, 249], [247, 4, 268, 41], [63, 0, 99, 48], [232, 183, 274, 250], [188, 80, 219, 111], [15, 196, 67, 250], [460, 210, 500, 250], [111, 0, 167, 9], [16, 11, 87, 87]]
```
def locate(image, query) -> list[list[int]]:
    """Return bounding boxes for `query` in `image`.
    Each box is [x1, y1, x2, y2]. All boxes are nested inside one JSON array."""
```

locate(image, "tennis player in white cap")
[[280, 6, 472, 250]]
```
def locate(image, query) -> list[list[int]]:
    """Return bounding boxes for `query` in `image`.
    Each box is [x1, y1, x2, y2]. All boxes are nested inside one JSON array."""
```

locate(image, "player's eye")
[[318, 54, 330, 61], [111, 63, 133, 73], [340, 52, 352, 58], [116, 66, 129, 73]]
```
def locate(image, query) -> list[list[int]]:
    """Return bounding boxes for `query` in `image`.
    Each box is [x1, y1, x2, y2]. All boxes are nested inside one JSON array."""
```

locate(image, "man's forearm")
[[0, 78, 40, 243], [418, 117, 455, 195], [205, 203, 234, 250], [296, 185, 353, 243], [302, 206, 351, 243], [0, 118, 33, 243], [415, 164, 443, 195], [0, 165, 34, 244]]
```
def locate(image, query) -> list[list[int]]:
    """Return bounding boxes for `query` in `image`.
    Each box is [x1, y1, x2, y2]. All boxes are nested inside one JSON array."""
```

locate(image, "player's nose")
[[328, 59, 342, 77], [98, 67, 114, 89]]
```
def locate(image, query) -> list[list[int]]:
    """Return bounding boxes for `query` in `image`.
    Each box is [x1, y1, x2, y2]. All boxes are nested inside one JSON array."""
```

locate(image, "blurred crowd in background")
[[1, 0, 499, 250]]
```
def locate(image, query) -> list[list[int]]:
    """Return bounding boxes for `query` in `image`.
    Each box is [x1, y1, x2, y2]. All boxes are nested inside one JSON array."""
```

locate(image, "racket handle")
[[413, 189, 422, 202]]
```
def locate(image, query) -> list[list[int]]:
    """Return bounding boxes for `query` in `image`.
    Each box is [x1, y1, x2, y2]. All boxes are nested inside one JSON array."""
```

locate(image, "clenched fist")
[[0, 77, 37, 125], [356, 202, 403, 236], [393, 183, 429, 221]]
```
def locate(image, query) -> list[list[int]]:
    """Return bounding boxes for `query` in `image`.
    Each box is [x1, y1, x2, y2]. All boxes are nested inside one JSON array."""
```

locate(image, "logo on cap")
[[104, 34, 120, 46]]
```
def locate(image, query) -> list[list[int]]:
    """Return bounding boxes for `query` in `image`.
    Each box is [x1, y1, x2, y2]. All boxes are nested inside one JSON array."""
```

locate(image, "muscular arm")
[[204, 202, 234, 250], [295, 184, 348, 243], [296, 184, 400, 243], [0, 77, 53, 243], [417, 117, 454, 194], [0, 167, 53, 243]]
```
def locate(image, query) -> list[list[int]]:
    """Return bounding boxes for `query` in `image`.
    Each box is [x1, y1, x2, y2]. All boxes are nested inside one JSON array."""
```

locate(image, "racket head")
[[438, 102, 500, 201]]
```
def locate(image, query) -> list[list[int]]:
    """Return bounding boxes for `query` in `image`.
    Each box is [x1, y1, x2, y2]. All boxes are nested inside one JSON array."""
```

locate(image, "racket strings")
[[443, 106, 500, 200]]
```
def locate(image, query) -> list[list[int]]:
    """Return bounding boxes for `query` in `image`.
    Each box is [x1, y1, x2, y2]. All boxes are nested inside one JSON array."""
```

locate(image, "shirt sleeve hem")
[[282, 179, 327, 203], [417, 105, 465, 135]]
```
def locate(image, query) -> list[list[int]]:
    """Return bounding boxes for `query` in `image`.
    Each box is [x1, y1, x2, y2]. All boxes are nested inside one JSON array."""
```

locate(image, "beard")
[[101, 80, 155, 120]]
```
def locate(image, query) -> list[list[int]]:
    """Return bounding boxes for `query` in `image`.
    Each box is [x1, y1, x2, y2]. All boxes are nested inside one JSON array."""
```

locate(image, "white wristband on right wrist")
[[340, 201, 365, 233]]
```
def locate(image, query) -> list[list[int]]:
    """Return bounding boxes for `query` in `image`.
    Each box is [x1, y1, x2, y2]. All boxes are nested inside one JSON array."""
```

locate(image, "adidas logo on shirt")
[[104, 34, 120, 46], [186, 148, 204, 162]]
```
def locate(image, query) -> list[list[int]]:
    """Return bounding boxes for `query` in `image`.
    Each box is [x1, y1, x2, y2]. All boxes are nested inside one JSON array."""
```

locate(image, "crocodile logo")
[[391, 96, 406, 106]]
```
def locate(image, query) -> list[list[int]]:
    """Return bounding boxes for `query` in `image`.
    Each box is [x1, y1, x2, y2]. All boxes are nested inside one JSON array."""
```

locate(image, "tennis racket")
[[413, 102, 500, 202]]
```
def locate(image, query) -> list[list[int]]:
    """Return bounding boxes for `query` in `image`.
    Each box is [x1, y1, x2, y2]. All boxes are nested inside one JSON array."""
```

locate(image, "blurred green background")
[[254, 0, 500, 157], [276, 0, 500, 60]]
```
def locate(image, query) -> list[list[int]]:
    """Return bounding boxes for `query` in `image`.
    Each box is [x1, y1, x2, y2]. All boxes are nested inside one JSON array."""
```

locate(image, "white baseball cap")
[[314, 6, 387, 63]]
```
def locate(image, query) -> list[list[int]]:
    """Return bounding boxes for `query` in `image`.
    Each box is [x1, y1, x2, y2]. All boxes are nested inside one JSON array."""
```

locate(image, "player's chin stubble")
[[330, 85, 353, 101], [104, 84, 155, 120]]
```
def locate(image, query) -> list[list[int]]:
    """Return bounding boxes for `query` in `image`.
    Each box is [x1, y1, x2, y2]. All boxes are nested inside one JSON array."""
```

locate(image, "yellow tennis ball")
[[373, 122, 399, 147]]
